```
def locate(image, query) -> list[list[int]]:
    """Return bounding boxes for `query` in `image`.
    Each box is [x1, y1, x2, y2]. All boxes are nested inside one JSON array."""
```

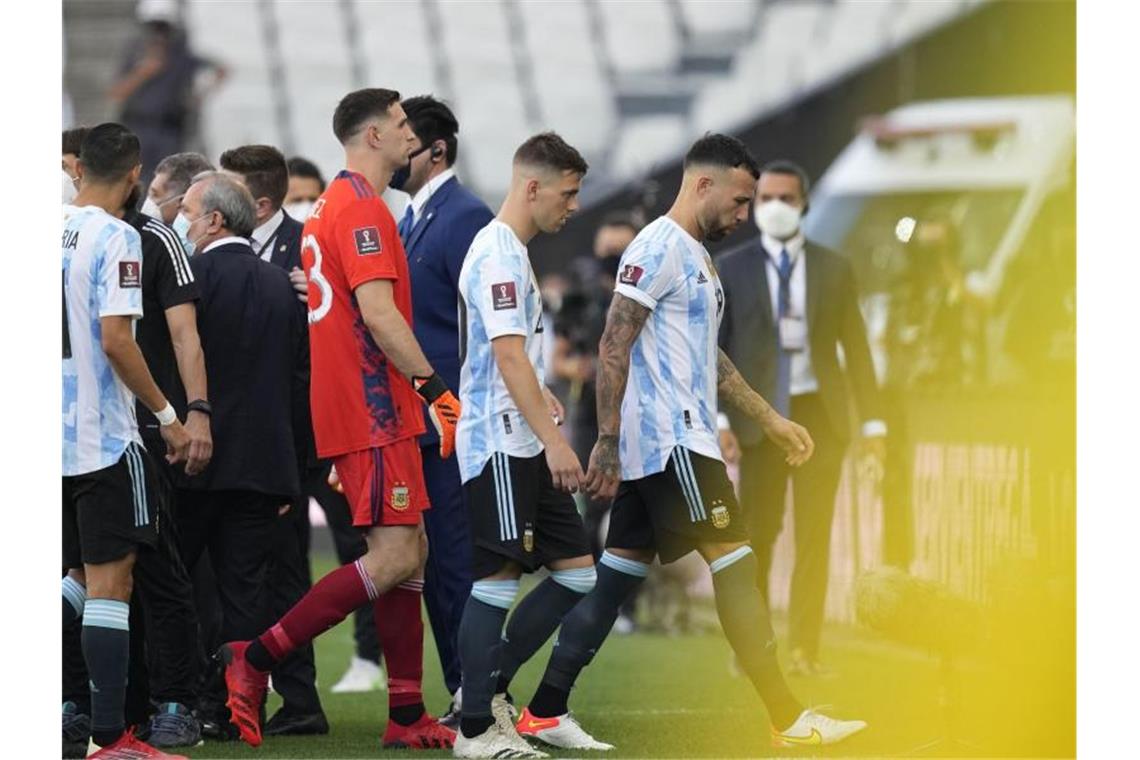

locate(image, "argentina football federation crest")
[[391, 483, 410, 511], [710, 499, 731, 529]]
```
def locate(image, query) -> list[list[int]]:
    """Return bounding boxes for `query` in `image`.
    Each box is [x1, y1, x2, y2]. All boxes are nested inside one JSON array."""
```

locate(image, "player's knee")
[[551, 565, 597, 594]]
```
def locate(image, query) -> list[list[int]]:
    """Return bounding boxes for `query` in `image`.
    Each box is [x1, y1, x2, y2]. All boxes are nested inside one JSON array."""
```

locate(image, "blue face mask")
[[171, 213, 197, 256]]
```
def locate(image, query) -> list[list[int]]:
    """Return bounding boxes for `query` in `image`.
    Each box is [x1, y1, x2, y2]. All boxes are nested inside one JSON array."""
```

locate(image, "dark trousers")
[[175, 490, 278, 643], [310, 462, 380, 663], [62, 449, 201, 716], [739, 393, 846, 660], [264, 471, 323, 716], [421, 444, 473, 695]]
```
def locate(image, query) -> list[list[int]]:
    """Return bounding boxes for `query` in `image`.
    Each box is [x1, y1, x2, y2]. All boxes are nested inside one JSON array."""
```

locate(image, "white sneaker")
[[330, 656, 386, 693], [453, 722, 548, 758], [491, 692, 519, 726], [516, 707, 614, 750], [770, 708, 867, 747]]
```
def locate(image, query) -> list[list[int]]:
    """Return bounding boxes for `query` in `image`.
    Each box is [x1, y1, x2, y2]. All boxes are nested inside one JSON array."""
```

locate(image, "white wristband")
[[155, 403, 177, 426]]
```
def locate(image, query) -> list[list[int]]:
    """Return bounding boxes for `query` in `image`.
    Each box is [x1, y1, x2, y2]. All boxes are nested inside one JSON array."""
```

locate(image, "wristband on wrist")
[[155, 403, 177, 426], [412, 373, 448, 404], [187, 399, 212, 417]]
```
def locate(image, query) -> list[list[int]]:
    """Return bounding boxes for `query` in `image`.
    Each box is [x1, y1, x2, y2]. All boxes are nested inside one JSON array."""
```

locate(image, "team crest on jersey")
[[119, 261, 140, 288], [618, 264, 644, 286], [523, 528, 535, 553], [391, 484, 409, 511], [353, 226, 382, 255], [710, 500, 731, 529], [491, 281, 518, 310]]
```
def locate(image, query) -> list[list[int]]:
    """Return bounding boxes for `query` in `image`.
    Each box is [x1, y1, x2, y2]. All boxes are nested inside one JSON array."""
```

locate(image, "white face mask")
[[753, 199, 802, 240], [62, 170, 78, 204], [172, 213, 198, 255], [284, 201, 315, 221], [140, 195, 162, 219]]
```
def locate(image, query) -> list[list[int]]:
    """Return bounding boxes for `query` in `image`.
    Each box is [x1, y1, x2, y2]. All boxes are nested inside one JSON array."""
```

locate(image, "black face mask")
[[388, 143, 432, 191]]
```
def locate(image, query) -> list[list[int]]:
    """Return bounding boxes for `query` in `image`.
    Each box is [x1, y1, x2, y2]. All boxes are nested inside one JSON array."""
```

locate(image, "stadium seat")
[[888, 0, 964, 45], [609, 115, 689, 179], [518, 0, 617, 157], [597, 0, 680, 74], [677, 0, 757, 37], [357, 1, 439, 97], [802, 0, 893, 87]]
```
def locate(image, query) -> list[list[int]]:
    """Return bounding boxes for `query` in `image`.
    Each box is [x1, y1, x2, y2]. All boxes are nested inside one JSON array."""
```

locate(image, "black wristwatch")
[[187, 399, 213, 417]]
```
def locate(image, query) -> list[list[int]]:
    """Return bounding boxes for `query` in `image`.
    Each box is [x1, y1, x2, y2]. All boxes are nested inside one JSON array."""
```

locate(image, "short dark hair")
[[78, 123, 140, 182], [62, 126, 90, 157], [402, 95, 460, 166], [287, 156, 326, 191], [599, 210, 641, 236], [513, 132, 588, 176], [332, 88, 401, 145], [219, 144, 289, 209], [154, 152, 215, 197], [759, 159, 811, 200], [683, 133, 759, 179]]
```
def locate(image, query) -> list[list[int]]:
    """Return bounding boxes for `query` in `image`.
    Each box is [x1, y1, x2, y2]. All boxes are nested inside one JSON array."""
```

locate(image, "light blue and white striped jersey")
[[63, 204, 144, 476], [456, 220, 546, 483], [613, 216, 726, 480]]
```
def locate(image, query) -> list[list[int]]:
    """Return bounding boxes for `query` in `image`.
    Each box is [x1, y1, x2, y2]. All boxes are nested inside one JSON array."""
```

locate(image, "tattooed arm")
[[584, 293, 651, 500], [716, 348, 815, 466]]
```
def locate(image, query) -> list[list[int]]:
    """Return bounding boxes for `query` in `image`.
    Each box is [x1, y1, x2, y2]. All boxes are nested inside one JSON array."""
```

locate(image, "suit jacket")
[[716, 238, 882, 447], [186, 240, 308, 497], [404, 176, 495, 446], [266, 210, 303, 270]]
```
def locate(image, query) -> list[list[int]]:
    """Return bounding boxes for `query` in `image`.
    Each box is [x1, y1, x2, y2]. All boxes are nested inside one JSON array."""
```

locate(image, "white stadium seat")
[[678, 0, 757, 37], [610, 115, 689, 178], [597, 0, 680, 74]]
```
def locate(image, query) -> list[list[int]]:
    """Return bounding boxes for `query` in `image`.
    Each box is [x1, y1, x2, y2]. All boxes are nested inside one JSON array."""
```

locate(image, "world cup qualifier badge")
[[391, 483, 410, 511], [710, 499, 731, 529]]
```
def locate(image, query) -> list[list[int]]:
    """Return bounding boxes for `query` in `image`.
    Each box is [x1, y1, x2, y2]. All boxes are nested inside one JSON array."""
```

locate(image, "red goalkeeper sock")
[[248, 559, 378, 672], [375, 578, 426, 724]]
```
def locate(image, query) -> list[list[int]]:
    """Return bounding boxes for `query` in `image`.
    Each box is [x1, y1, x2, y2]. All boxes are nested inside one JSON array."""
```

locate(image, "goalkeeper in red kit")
[[216, 88, 460, 750]]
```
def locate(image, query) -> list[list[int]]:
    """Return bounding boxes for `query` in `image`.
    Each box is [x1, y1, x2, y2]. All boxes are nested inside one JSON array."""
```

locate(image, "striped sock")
[[62, 575, 86, 627], [82, 599, 129, 748]]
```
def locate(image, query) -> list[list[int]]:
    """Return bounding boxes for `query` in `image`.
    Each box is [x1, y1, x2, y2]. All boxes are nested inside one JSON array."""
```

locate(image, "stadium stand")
[[65, 0, 984, 205]]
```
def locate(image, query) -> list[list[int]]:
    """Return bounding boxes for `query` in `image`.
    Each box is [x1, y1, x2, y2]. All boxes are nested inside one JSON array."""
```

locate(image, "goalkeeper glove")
[[413, 373, 461, 459]]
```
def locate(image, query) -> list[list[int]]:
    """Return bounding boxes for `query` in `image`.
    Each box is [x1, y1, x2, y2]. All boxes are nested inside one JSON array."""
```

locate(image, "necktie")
[[774, 248, 793, 418], [397, 204, 415, 244]]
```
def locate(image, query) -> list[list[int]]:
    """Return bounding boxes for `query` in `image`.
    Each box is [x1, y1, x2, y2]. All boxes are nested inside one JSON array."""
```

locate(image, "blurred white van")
[[804, 96, 1075, 388]]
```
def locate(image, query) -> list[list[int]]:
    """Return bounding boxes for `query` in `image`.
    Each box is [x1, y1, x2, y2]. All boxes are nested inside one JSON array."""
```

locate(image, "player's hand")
[[160, 419, 191, 466], [183, 410, 213, 476], [328, 466, 344, 494], [414, 373, 461, 459], [719, 427, 741, 466], [546, 438, 585, 494], [289, 267, 308, 303], [761, 412, 814, 467], [584, 434, 621, 502], [543, 386, 565, 426]]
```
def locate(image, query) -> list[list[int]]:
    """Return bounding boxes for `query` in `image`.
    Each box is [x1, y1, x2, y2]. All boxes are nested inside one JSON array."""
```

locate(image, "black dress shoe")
[[264, 709, 330, 736]]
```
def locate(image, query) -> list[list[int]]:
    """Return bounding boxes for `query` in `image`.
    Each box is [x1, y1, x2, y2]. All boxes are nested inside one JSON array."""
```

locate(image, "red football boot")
[[382, 712, 457, 749], [217, 641, 269, 747], [87, 727, 189, 759]]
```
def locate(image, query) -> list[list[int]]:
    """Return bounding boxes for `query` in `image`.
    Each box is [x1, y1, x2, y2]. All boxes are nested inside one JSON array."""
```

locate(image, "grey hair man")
[[144, 152, 216, 225], [179, 171, 257, 252]]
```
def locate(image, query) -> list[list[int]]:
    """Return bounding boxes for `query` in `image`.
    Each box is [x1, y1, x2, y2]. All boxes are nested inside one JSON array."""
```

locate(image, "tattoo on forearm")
[[594, 434, 620, 478], [595, 295, 651, 437], [717, 348, 776, 423]]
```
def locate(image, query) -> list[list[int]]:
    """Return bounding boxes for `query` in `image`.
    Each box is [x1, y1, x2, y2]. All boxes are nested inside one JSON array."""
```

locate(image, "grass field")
[[180, 556, 1074, 759]]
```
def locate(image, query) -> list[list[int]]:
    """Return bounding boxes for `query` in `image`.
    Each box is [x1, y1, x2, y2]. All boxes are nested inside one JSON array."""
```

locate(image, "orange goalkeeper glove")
[[414, 373, 461, 459]]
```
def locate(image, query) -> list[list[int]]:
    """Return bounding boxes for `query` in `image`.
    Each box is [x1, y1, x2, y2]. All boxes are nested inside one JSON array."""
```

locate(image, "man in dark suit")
[[218, 145, 331, 734], [174, 171, 310, 726], [717, 160, 885, 676], [395, 95, 494, 718]]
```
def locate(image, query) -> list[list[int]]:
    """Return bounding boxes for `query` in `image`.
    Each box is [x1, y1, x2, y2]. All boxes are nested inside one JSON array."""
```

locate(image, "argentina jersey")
[[613, 216, 725, 480], [456, 220, 546, 483], [63, 205, 145, 476]]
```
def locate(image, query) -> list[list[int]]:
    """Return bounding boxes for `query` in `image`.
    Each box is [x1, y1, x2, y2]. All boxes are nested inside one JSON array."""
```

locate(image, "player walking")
[[514, 135, 868, 750], [216, 88, 459, 749]]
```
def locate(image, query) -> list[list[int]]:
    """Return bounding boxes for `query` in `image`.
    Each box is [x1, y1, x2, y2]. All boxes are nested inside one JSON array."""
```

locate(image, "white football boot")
[[515, 707, 614, 750], [330, 655, 386, 693], [453, 722, 548, 759], [770, 708, 867, 747]]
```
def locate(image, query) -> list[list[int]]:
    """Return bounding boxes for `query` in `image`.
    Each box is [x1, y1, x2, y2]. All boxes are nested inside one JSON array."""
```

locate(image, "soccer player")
[[513, 135, 868, 750], [62, 122, 191, 759], [451, 133, 602, 760], [216, 88, 460, 750]]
